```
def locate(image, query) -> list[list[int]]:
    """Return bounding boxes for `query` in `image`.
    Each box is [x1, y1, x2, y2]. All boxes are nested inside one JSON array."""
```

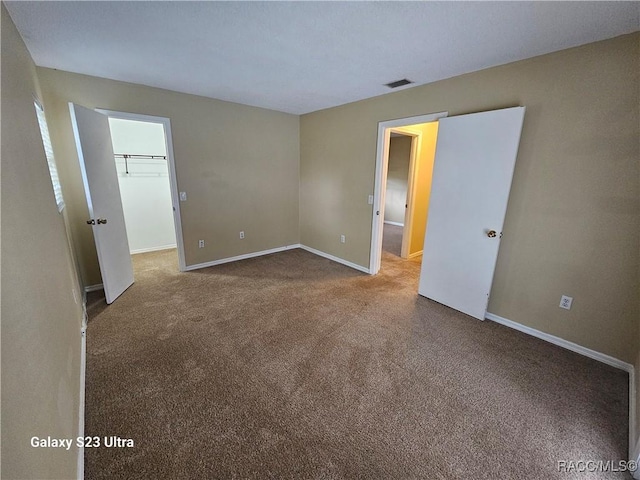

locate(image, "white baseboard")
[[184, 243, 370, 275], [130, 244, 177, 255], [299, 245, 370, 274], [485, 312, 636, 461], [485, 312, 632, 372], [77, 323, 87, 480], [408, 250, 423, 259], [630, 368, 637, 463], [633, 434, 640, 480], [83, 283, 103, 293], [184, 244, 301, 271], [384, 221, 404, 227]]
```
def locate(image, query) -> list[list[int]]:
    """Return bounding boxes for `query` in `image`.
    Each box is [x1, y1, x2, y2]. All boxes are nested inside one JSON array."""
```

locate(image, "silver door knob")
[[86, 219, 95, 225], [97, 218, 107, 224], [487, 230, 497, 238]]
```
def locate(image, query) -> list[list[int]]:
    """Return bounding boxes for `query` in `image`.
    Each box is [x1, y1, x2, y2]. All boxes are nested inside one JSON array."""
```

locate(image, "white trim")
[[485, 312, 632, 371], [77, 324, 87, 480], [96, 109, 187, 273], [408, 250, 423, 259], [130, 244, 177, 255], [185, 243, 371, 274], [184, 244, 300, 271], [300, 245, 370, 274], [370, 111, 448, 275], [83, 283, 103, 293], [633, 432, 640, 480], [629, 368, 637, 463], [384, 221, 404, 227], [485, 312, 637, 461]]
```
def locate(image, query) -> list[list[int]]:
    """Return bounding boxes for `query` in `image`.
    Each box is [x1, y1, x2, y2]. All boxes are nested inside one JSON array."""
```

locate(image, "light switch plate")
[[179, 191, 187, 201]]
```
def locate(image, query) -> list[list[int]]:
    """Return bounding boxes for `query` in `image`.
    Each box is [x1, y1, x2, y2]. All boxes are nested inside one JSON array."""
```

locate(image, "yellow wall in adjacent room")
[[393, 122, 439, 257], [409, 122, 438, 256]]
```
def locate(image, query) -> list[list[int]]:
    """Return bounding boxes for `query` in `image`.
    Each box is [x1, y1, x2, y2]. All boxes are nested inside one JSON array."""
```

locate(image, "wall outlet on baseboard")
[[340, 235, 346, 244], [239, 231, 245, 239], [559, 295, 573, 310], [198, 239, 205, 248]]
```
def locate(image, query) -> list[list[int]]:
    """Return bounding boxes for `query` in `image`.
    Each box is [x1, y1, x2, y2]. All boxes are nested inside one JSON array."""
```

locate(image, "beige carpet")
[[85, 248, 629, 479], [382, 223, 403, 257]]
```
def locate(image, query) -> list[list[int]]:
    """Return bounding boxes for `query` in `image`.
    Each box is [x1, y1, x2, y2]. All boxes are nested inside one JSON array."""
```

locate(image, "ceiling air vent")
[[385, 78, 413, 89]]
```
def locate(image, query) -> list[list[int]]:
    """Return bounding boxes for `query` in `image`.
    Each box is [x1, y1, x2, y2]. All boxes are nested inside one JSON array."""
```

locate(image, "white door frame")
[[96, 109, 186, 272], [370, 111, 448, 274]]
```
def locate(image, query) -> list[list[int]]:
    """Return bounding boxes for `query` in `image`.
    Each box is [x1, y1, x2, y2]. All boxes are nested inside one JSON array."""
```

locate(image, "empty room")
[[2, 2, 639, 479]]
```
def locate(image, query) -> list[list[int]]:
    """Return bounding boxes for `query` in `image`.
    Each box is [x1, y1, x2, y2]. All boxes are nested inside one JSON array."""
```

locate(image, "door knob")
[[97, 218, 108, 224], [487, 230, 497, 238], [86, 219, 95, 225]]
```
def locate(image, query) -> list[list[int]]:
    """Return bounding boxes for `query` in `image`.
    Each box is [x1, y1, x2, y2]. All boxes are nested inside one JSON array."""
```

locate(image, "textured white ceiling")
[[6, 1, 639, 115]]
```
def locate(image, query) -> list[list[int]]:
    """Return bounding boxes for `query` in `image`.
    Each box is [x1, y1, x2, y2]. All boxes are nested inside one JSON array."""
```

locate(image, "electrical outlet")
[[559, 295, 573, 310], [198, 239, 205, 248], [340, 235, 346, 244], [239, 231, 245, 239]]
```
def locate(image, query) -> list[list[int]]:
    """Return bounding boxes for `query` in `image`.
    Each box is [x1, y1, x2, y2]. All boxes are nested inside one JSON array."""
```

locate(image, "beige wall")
[[384, 136, 411, 225], [38, 68, 300, 287], [1, 6, 84, 479], [300, 33, 639, 363]]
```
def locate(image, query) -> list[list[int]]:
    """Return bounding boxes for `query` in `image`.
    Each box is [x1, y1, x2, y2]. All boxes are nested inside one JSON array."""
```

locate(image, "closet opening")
[[103, 111, 185, 272]]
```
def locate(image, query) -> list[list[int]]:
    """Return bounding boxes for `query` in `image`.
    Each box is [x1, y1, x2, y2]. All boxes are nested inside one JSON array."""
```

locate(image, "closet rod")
[[114, 153, 167, 174], [114, 154, 167, 159]]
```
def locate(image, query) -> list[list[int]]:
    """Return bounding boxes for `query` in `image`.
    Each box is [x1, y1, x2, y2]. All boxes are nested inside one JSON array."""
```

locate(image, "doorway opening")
[[371, 112, 447, 274], [101, 110, 186, 273], [372, 107, 526, 321], [382, 131, 414, 258]]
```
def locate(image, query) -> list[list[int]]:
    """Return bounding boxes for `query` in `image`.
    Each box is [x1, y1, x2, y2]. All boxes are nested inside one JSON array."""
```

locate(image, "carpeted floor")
[[85, 248, 630, 479], [382, 223, 403, 257]]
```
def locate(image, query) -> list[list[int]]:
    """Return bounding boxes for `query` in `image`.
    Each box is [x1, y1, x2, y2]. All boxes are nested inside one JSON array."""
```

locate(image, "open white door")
[[70, 103, 134, 304], [418, 107, 525, 320]]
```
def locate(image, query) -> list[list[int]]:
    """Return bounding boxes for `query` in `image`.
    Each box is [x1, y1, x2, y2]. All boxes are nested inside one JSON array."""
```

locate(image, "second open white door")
[[70, 103, 134, 304], [418, 107, 525, 320]]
